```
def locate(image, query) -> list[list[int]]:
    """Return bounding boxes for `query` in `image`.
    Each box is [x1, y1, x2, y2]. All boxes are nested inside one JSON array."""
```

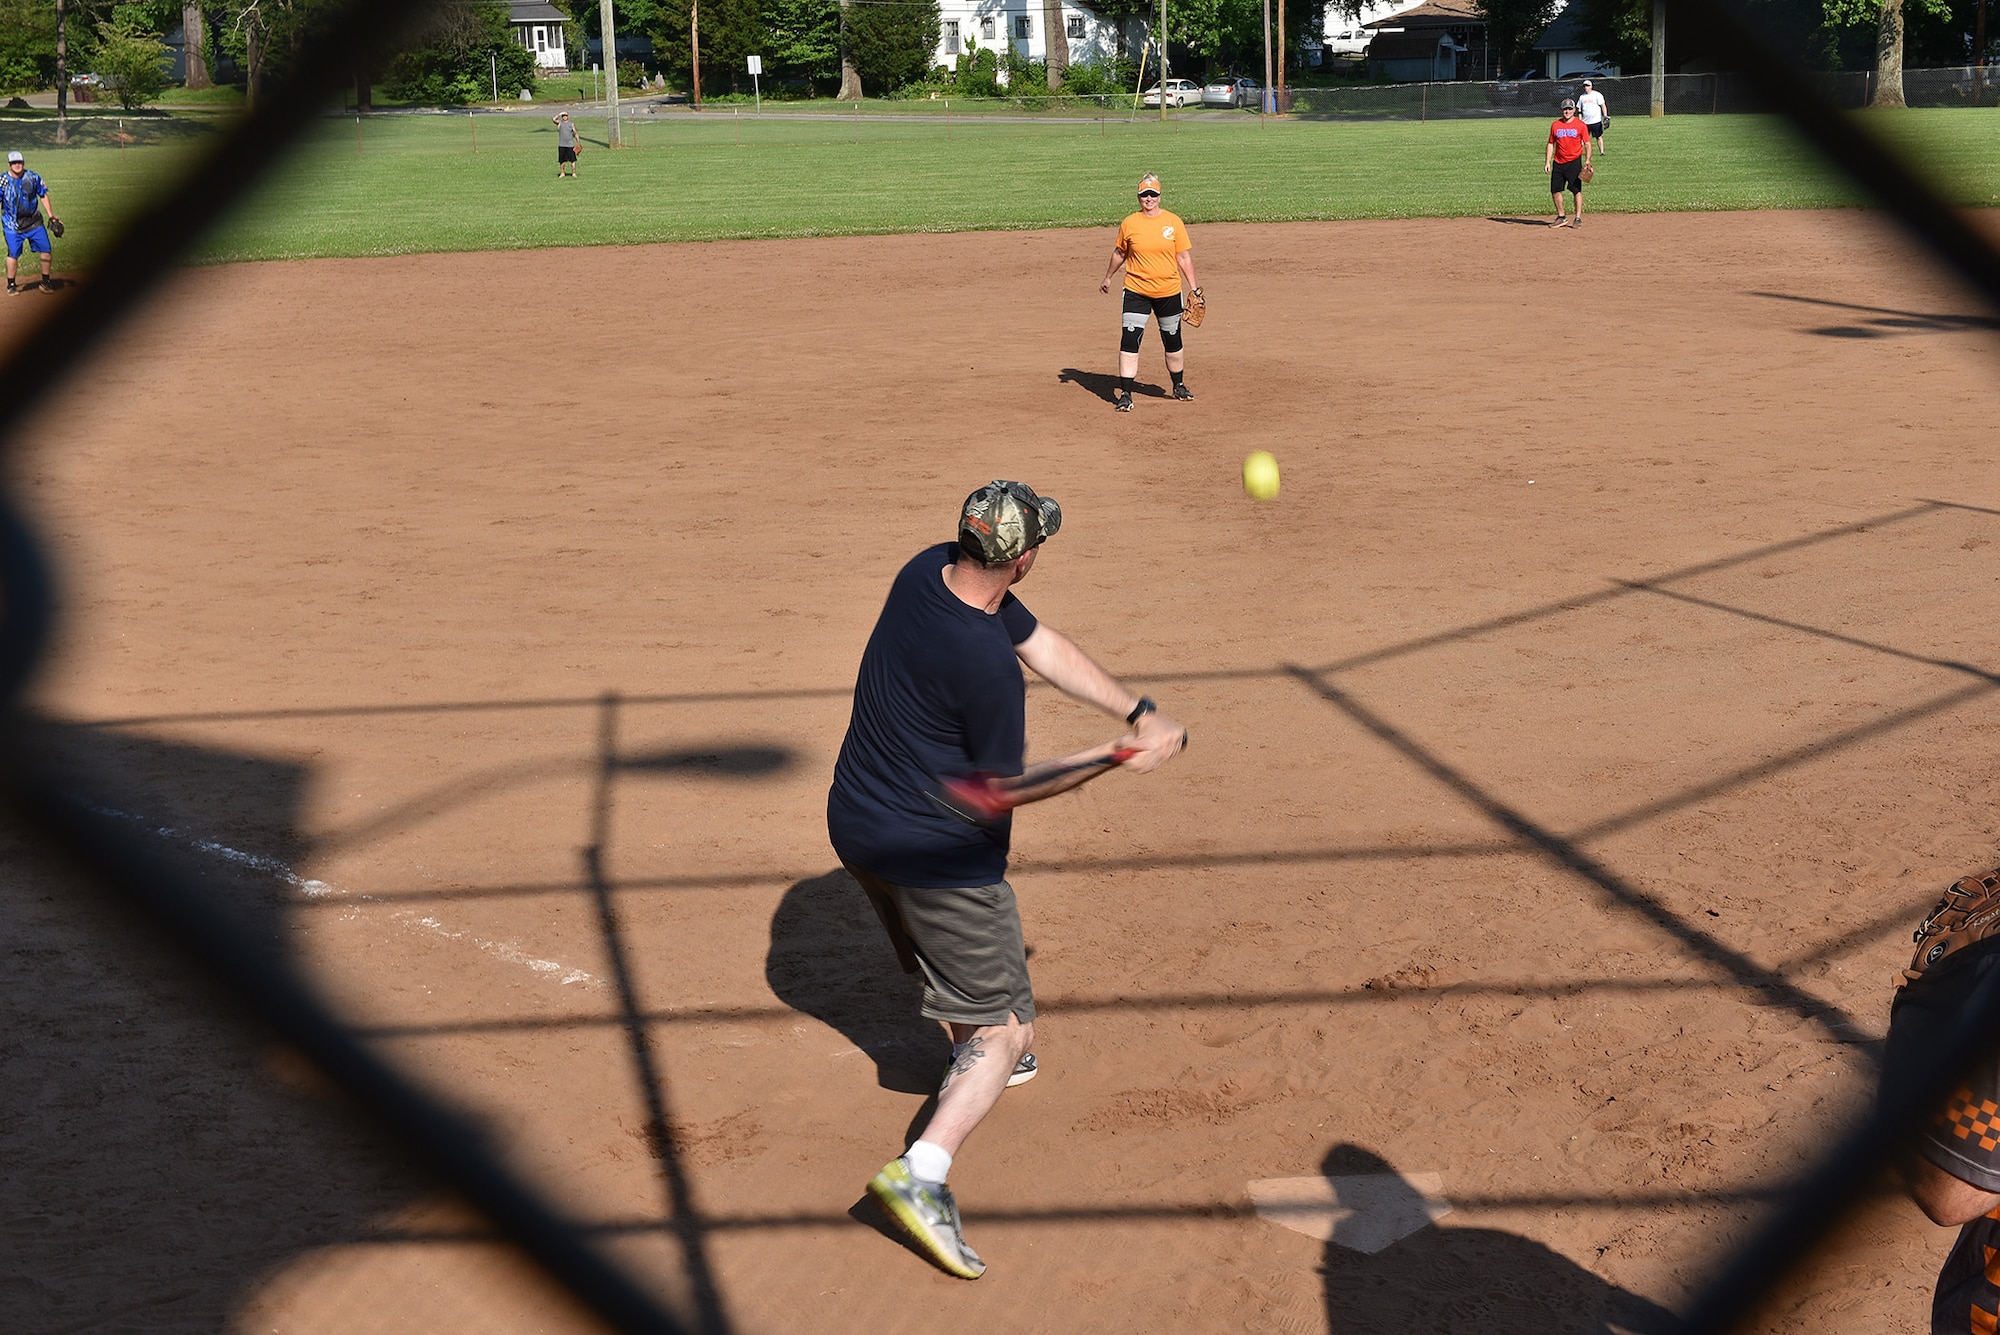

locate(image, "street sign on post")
[[748, 54, 762, 113]]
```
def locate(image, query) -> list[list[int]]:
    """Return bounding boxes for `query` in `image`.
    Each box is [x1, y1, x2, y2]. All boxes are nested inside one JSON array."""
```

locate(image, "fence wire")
[[1290, 65, 2000, 119], [3, 0, 2000, 1330]]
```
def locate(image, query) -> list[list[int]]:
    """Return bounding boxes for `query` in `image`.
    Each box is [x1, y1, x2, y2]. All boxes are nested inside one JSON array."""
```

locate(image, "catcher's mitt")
[[1580, 163, 1595, 184], [48, 217, 63, 238], [1183, 287, 1206, 328], [1903, 867, 2000, 987]]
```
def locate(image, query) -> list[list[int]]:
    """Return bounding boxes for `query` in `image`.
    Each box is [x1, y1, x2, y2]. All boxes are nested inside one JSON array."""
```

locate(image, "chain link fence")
[[1291, 65, 2000, 119], [3, 0, 2000, 1329]]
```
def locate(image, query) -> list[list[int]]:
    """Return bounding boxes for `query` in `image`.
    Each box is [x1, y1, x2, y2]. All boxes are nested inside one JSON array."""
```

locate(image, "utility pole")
[[1650, 0, 1665, 117], [1159, 0, 1168, 121], [692, 0, 702, 108], [1976, 0, 1987, 99], [1276, 0, 1285, 109], [55, 0, 68, 145], [1261, 0, 1272, 113], [599, 0, 623, 146]]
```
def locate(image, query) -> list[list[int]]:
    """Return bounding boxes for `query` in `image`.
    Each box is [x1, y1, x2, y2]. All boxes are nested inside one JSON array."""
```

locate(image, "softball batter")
[[1099, 173, 1197, 412]]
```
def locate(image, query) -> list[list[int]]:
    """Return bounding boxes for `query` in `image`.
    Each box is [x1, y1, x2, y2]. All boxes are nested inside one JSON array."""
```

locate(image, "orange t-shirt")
[[1118, 210, 1191, 299]]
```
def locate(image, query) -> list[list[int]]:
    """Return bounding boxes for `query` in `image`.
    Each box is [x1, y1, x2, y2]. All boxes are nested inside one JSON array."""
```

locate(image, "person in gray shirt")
[[553, 112, 579, 178]]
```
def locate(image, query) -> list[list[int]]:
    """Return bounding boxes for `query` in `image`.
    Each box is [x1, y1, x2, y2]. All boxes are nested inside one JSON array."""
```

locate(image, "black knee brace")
[[1119, 325, 1145, 354], [1161, 326, 1184, 354]]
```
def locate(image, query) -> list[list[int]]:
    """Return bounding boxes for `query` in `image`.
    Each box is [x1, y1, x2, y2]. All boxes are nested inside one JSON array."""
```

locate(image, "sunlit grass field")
[[3, 104, 1994, 269]]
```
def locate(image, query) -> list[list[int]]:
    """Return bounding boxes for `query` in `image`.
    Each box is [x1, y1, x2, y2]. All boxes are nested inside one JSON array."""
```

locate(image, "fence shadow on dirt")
[[2, 720, 444, 1333]]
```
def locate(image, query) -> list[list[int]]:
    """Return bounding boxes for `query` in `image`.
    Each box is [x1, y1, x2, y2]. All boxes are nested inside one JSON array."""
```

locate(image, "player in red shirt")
[[1544, 99, 1594, 228]]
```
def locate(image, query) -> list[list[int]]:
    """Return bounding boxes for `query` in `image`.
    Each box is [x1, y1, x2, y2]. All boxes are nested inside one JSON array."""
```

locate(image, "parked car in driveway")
[[1201, 76, 1260, 108], [1141, 79, 1202, 107], [1488, 68, 1542, 102]]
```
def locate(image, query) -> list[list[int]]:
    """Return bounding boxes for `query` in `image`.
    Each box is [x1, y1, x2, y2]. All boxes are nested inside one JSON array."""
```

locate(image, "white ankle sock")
[[906, 1139, 953, 1184]]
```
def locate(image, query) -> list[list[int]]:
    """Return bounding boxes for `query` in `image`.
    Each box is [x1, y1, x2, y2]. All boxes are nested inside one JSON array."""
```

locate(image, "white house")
[[933, 1, 1140, 74], [509, 1, 572, 72]]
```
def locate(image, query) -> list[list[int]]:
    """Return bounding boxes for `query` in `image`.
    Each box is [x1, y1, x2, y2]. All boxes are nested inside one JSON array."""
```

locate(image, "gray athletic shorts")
[[844, 864, 1036, 1027]]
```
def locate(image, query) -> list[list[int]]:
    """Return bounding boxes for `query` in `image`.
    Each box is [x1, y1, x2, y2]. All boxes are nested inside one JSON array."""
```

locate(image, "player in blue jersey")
[[3, 151, 60, 294]]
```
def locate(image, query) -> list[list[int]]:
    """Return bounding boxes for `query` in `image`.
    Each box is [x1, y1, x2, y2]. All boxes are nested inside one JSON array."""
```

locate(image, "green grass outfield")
[[7, 106, 1997, 269]]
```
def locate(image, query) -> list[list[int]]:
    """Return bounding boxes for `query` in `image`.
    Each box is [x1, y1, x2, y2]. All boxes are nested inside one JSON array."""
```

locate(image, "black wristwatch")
[[1126, 696, 1156, 726]]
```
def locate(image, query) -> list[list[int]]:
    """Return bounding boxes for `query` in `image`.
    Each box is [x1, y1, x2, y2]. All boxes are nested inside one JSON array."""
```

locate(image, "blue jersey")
[[2, 169, 47, 232]]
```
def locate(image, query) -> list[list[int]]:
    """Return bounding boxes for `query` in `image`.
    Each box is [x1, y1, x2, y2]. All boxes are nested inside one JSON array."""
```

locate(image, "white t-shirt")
[[1577, 89, 1607, 124]]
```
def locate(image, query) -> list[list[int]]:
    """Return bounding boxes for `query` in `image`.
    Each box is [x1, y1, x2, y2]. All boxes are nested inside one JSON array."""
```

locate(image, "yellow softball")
[[1242, 450, 1280, 501]]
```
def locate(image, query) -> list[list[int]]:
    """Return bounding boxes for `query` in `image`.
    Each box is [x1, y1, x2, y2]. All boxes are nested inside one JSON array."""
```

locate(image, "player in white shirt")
[[1577, 79, 1609, 156]]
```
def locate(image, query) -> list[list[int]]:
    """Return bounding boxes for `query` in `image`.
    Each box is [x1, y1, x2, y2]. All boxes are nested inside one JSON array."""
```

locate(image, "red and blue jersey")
[[1547, 118, 1588, 164]]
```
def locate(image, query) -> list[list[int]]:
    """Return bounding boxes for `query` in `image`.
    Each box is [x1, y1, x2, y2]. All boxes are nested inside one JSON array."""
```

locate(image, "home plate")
[[1247, 1172, 1452, 1254]]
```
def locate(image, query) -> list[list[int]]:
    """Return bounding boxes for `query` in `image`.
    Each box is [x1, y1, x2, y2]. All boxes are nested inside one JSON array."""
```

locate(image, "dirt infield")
[[5, 208, 2000, 1333]]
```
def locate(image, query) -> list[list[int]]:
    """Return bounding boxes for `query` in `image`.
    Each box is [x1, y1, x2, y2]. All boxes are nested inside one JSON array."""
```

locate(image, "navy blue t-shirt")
[[827, 542, 1038, 888]]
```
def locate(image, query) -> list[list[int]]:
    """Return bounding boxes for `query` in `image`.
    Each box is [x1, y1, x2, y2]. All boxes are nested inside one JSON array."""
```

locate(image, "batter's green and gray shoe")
[[867, 1156, 986, 1279]]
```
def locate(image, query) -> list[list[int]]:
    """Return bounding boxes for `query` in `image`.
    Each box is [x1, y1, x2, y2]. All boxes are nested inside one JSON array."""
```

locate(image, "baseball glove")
[[1903, 866, 2000, 987], [1183, 287, 1206, 328], [48, 217, 62, 238], [1580, 163, 1595, 184]]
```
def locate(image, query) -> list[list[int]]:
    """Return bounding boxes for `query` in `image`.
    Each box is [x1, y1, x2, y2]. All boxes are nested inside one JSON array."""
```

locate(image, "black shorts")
[[557, 145, 578, 163], [1122, 289, 1183, 321], [1551, 157, 1584, 194], [1586, 120, 1605, 140], [846, 864, 1036, 1027]]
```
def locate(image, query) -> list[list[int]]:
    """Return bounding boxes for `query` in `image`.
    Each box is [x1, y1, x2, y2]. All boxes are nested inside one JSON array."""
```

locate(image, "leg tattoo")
[[939, 1036, 987, 1093]]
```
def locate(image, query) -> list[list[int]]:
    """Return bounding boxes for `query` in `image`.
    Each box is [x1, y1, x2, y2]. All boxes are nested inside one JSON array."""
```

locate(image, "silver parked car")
[[1201, 76, 1261, 108]]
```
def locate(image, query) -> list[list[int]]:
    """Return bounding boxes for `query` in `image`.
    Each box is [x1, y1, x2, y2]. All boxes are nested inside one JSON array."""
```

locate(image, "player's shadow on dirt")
[[1315, 1145, 1681, 1335], [1058, 367, 1170, 403], [765, 868, 953, 1095], [4, 719, 443, 1333], [1486, 215, 1565, 227]]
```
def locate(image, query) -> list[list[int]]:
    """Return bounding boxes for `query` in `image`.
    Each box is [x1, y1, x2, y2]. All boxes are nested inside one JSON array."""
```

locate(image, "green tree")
[[92, 12, 168, 108], [1162, 0, 1323, 79], [1475, 0, 1561, 74], [761, 0, 841, 88], [0, 0, 59, 90], [383, 0, 537, 104], [843, 0, 937, 90], [653, 0, 770, 92]]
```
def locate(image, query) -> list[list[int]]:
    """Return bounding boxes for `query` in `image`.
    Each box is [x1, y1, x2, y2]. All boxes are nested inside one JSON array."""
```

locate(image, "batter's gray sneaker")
[[867, 1156, 986, 1278]]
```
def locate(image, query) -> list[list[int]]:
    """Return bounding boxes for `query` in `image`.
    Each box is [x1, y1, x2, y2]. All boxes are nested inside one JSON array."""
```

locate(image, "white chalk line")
[[85, 803, 598, 989]]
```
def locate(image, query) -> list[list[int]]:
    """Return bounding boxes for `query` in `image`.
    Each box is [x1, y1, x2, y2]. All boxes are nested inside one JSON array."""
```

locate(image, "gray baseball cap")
[[1561, 98, 1578, 109], [6, 152, 22, 163], [959, 480, 1062, 564]]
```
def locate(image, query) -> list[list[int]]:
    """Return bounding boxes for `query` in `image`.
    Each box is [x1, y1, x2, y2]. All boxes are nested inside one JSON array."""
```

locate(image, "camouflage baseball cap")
[[959, 480, 1062, 564]]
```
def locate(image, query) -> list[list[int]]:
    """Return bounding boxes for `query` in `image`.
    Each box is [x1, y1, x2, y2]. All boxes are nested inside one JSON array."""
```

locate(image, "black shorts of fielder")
[[847, 864, 1036, 1027], [1587, 121, 1605, 140], [1121, 289, 1184, 354], [1551, 157, 1585, 196], [557, 146, 578, 163]]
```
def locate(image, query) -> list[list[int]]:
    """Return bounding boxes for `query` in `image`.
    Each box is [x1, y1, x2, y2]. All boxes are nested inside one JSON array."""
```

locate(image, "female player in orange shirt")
[[1099, 173, 1199, 412]]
